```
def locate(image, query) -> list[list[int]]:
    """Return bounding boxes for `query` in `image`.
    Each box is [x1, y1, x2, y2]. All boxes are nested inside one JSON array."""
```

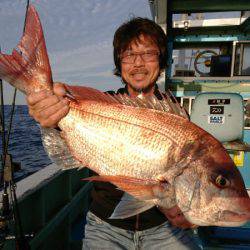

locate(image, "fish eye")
[[214, 175, 230, 188]]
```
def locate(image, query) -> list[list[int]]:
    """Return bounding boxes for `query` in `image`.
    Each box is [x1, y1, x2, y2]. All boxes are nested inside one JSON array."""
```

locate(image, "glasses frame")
[[120, 50, 160, 64]]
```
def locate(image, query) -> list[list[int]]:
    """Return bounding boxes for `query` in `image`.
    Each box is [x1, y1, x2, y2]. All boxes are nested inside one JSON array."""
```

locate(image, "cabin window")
[[172, 47, 233, 77]]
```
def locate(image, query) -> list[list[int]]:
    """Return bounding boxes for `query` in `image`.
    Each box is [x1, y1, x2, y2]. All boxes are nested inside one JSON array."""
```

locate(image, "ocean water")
[[0, 105, 52, 181]]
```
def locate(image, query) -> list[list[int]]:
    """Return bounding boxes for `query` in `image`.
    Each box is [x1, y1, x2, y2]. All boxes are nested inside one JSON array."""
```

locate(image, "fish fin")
[[110, 193, 155, 219], [0, 4, 52, 94], [40, 127, 85, 169], [64, 85, 120, 104], [83, 175, 170, 201], [62, 85, 188, 119], [112, 90, 189, 119]]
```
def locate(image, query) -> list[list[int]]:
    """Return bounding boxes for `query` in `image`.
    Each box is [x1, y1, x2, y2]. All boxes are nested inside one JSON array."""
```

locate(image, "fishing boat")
[[1, 1, 250, 249]]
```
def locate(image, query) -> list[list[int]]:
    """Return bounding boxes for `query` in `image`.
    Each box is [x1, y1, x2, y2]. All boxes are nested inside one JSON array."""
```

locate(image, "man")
[[27, 18, 200, 249]]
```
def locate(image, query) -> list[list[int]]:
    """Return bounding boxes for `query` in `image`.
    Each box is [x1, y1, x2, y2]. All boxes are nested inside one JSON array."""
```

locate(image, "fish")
[[0, 4, 250, 227]]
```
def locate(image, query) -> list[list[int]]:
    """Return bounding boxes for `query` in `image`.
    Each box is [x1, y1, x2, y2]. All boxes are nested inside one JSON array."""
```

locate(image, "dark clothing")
[[106, 84, 165, 100], [89, 85, 167, 231], [90, 181, 166, 231]]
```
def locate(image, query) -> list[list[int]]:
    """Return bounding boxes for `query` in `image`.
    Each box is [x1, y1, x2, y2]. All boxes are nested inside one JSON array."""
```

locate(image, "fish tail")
[[0, 4, 53, 94]]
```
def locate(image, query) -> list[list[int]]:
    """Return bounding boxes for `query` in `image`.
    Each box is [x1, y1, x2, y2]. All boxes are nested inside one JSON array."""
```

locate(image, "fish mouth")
[[217, 210, 250, 226]]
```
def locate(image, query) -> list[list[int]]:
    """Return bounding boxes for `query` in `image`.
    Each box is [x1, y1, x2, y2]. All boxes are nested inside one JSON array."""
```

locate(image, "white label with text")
[[208, 115, 225, 124]]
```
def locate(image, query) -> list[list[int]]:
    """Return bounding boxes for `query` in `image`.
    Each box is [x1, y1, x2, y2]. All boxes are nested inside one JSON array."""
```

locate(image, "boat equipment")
[[0, 1, 32, 249]]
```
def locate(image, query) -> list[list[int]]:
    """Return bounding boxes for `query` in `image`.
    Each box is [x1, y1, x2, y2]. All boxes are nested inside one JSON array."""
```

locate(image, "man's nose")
[[134, 54, 145, 66]]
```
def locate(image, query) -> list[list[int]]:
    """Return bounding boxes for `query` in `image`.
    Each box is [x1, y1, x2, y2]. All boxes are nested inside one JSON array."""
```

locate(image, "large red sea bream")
[[0, 5, 250, 227]]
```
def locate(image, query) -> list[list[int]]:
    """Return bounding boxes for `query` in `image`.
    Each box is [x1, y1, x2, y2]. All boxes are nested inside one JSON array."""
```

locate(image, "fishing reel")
[[0, 154, 32, 249], [0, 154, 15, 247]]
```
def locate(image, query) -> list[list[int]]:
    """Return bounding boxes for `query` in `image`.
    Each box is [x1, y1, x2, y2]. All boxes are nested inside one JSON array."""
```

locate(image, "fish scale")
[[59, 105, 173, 178], [73, 101, 188, 143], [79, 101, 204, 152]]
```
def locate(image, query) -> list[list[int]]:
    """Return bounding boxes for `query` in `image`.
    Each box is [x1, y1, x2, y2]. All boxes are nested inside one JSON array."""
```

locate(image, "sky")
[[0, 0, 152, 104]]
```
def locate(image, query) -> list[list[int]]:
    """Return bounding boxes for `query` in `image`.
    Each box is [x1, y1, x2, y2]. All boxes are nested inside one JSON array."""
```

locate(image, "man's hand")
[[160, 205, 197, 229], [26, 82, 70, 128]]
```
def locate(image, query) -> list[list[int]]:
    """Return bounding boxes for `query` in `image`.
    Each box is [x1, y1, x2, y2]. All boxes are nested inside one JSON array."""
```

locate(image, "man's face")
[[120, 34, 160, 95]]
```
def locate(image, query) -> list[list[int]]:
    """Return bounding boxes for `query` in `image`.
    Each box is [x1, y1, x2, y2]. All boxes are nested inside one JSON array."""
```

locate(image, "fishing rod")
[[0, 48, 12, 249], [0, 1, 31, 249], [0, 65, 31, 250]]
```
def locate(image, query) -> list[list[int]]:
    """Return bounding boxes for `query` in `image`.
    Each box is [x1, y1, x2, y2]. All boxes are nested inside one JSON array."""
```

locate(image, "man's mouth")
[[130, 70, 148, 80], [132, 73, 147, 80]]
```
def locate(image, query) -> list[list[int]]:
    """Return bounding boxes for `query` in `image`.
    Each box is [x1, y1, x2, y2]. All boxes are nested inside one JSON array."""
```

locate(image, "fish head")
[[174, 146, 250, 227]]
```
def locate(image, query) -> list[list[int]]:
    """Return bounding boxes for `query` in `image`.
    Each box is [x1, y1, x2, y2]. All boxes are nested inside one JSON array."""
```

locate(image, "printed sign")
[[210, 106, 224, 115], [208, 99, 230, 105], [208, 115, 225, 124]]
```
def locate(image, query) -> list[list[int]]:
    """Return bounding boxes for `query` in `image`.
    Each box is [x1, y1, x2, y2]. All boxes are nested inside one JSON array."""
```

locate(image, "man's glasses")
[[121, 50, 159, 64]]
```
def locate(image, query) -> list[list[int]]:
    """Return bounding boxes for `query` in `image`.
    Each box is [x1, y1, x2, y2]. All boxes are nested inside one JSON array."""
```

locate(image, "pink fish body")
[[0, 5, 250, 227]]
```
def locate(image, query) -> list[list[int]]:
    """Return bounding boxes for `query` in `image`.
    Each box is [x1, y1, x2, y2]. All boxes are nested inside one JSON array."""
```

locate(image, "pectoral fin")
[[83, 175, 171, 201], [84, 175, 178, 218], [110, 193, 155, 219], [83, 175, 170, 201], [41, 127, 85, 169]]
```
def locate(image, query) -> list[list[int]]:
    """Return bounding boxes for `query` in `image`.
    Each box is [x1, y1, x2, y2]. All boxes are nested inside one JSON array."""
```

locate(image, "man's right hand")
[[26, 82, 70, 128]]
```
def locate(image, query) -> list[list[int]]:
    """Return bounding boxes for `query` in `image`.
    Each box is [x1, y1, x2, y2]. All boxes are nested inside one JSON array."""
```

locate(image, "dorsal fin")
[[65, 85, 189, 119], [112, 90, 189, 119], [64, 85, 120, 104]]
